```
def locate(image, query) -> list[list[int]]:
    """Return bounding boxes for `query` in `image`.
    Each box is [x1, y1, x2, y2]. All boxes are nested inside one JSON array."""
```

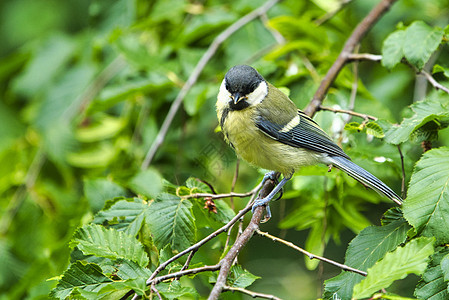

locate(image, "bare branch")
[[223, 285, 282, 300], [141, 0, 281, 169], [256, 229, 367, 276], [418, 70, 449, 94], [347, 53, 382, 62], [151, 264, 221, 285], [305, 0, 398, 117], [208, 178, 277, 300], [144, 182, 262, 286], [318, 106, 378, 121]]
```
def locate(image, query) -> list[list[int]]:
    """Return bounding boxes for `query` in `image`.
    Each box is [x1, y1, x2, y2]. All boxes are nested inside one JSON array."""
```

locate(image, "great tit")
[[216, 65, 402, 217]]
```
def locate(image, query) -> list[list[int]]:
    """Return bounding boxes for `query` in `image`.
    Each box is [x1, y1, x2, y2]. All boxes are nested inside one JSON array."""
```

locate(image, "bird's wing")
[[256, 110, 350, 159]]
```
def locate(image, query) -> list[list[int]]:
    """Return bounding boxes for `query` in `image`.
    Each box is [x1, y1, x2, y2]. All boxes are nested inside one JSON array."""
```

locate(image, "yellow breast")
[[220, 108, 322, 176]]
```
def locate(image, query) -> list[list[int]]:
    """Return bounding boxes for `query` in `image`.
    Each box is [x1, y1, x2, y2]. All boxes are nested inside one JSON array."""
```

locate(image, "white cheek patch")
[[246, 81, 268, 105], [217, 80, 231, 106]]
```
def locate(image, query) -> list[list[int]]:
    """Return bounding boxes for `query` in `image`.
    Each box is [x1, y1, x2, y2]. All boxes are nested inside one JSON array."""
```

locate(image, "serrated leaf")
[[50, 262, 112, 299], [93, 198, 150, 237], [366, 121, 385, 138], [324, 219, 411, 299], [384, 99, 449, 145], [157, 280, 199, 300], [415, 248, 449, 300], [344, 122, 363, 132], [353, 237, 434, 299], [403, 21, 444, 70], [382, 30, 406, 69], [72, 224, 149, 267], [381, 207, 404, 226], [441, 254, 449, 282], [229, 265, 260, 288], [146, 197, 196, 251], [403, 147, 449, 244]]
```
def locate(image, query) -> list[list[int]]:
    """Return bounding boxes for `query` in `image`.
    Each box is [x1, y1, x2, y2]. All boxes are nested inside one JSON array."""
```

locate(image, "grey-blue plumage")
[[328, 156, 402, 204]]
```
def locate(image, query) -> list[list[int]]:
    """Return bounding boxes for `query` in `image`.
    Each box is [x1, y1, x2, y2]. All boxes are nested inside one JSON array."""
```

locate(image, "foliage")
[[1, 0, 449, 299]]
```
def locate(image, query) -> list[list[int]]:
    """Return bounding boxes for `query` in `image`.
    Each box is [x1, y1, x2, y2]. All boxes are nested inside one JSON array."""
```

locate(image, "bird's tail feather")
[[329, 156, 403, 205]]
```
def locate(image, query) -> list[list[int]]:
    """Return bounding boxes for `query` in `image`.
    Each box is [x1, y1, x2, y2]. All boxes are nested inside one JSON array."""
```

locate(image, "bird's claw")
[[262, 171, 278, 185], [251, 198, 272, 222]]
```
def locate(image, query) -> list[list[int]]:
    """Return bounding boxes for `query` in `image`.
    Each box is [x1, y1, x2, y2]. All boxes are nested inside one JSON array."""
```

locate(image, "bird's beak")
[[232, 92, 242, 104]]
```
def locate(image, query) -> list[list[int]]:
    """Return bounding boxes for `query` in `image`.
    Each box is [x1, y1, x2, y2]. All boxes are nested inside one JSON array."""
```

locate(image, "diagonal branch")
[[208, 178, 277, 300], [141, 0, 281, 169], [256, 229, 367, 276], [304, 0, 399, 117]]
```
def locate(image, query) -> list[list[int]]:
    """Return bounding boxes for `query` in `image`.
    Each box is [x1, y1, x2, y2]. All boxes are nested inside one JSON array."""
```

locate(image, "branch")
[[304, 0, 398, 117], [223, 285, 282, 300], [349, 53, 449, 95], [150, 264, 221, 285], [318, 106, 378, 121], [144, 182, 261, 285], [418, 69, 449, 94], [256, 229, 367, 276], [141, 0, 281, 169], [208, 178, 277, 300]]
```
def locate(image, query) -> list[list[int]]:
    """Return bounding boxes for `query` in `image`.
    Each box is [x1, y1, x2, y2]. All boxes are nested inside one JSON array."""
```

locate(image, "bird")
[[216, 65, 402, 218]]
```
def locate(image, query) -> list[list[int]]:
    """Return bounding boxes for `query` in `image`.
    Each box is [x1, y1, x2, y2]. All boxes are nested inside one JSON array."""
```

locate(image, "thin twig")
[[305, 0, 398, 117], [315, 0, 353, 26], [143, 182, 262, 286], [318, 106, 377, 121], [397, 145, 406, 199], [151, 264, 221, 285], [418, 70, 449, 94], [141, 0, 281, 169], [223, 285, 282, 300], [183, 184, 261, 200], [347, 53, 449, 95], [347, 53, 382, 62], [256, 229, 367, 276]]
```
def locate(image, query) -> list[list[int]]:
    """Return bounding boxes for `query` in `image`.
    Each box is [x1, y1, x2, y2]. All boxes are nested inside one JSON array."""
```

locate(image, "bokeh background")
[[1, 0, 449, 299]]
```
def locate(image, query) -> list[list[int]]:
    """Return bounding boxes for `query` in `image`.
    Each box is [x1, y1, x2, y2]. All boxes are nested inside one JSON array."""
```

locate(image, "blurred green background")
[[1, 0, 449, 299]]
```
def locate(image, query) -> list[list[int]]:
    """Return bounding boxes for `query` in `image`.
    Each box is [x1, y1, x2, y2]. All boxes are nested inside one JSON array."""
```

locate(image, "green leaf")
[[72, 224, 149, 267], [366, 121, 385, 138], [442, 254, 449, 282], [146, 196, 196, 252], [353, 237, 434, 299], [324, 219, 411, 299], [384, 99, 449, 145], [157, 280, 199, 300], [433, 64, 449, 79], [344, 121, 364, 132], [382, 30, 406, 69], [93, 198, 149, 237], [415, 248, 449, 300], [83, 178, 127, 213], [127, 168, 163, 199], [403, 21, 444, 70], [50, 261, 112, 299], [229, 265, 260, 288], [403, 147, 449, 244]]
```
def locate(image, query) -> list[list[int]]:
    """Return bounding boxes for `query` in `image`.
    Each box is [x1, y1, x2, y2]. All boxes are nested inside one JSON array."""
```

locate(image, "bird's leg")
[[261, 171, 278, 185], [252, 175, 291, 220]]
